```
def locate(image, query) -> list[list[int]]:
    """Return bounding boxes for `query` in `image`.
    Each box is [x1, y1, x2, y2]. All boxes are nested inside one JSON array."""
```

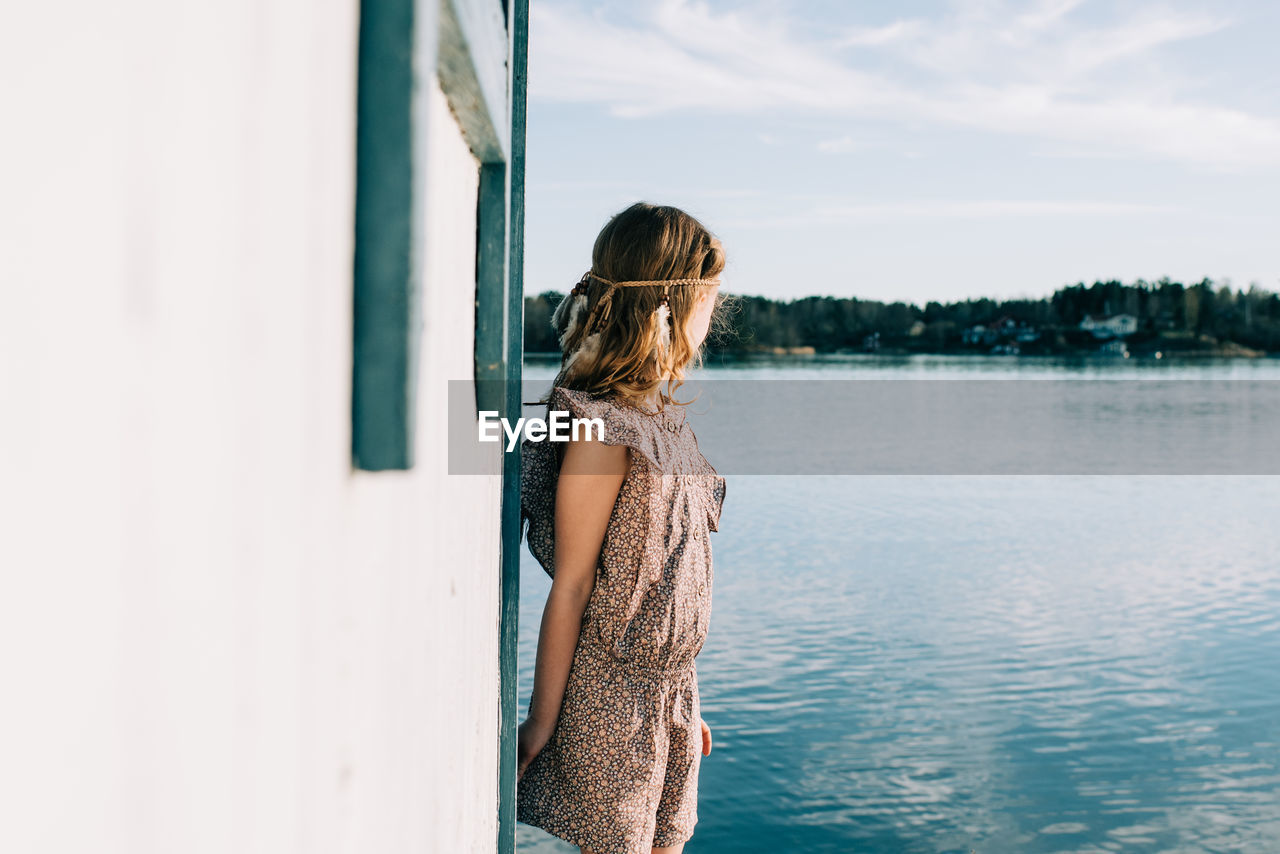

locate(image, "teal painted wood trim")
[[439, 0, 509, 163], [351, 0, 418, 471], [475, 162, 507, 415], [497, 1, 528, 851]]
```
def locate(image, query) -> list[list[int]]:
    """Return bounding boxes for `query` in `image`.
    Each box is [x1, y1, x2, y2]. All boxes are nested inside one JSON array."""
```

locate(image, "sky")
[[522, 0, 1279, 304]]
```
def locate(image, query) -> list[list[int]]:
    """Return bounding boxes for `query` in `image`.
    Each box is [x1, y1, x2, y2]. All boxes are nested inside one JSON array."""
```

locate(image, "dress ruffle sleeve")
[[519, 436, 559, 577], [547, 387, 667, 472], [520, 387, 668, 578]]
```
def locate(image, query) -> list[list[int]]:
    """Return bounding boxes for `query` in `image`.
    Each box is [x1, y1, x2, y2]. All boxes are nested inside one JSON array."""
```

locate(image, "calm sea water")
[[516, 355, 1280, 853]]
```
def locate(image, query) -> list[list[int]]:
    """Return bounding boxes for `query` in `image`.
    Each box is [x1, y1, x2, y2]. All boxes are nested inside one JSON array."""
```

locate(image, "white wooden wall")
[[0, 3, 501, 852]]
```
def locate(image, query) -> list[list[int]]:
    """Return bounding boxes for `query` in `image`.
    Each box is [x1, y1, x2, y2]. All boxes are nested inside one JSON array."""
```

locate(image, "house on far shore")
[[990, 315, 1019, 335], [1080, 313, 1138, 338], [963, 315, 1039, 347]]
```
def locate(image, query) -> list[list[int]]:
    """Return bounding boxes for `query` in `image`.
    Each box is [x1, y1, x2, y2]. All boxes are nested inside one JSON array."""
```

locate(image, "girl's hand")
[[700, 717, 712, 756], [517, 717, 555, 781]]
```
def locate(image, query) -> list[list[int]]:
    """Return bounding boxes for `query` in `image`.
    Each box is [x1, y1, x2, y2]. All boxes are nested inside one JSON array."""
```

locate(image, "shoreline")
[[526, 347, 1275, 361]]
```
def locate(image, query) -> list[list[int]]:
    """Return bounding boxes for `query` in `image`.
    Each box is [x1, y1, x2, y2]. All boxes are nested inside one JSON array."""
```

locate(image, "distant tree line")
[[524, 278, 1280, 356]]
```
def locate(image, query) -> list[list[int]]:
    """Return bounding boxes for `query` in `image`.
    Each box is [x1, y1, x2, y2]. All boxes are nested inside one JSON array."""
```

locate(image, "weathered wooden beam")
[[439, 0, 509, 163], [475, 162, 508, 415], [497, 0, 528, 849], [352, 0, 419, 471]]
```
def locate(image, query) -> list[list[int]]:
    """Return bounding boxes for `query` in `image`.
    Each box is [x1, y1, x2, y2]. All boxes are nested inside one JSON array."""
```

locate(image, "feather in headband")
[[554, 269, 721, 360]]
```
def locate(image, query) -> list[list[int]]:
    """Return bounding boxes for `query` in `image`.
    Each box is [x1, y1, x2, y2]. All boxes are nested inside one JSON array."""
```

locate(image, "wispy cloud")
[[837, 19, 924, 48], [529, 1, 903, 115], [718, 199, 1186, 229], [816, 136, 858, 154], [817, 200, 1185, 219], [529, 0, 1280, 170]]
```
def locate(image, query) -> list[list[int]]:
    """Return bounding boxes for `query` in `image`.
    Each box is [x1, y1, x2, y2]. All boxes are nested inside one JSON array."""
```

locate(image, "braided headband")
[[584, 271, 721, 288], [569, 270, 719, 303], [558, 270, 720, 357]]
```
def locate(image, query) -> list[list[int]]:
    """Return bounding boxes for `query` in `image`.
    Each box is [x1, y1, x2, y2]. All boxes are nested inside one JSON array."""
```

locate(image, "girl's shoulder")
[[545, 386, 693, 473], [544, 386, 661, 469]]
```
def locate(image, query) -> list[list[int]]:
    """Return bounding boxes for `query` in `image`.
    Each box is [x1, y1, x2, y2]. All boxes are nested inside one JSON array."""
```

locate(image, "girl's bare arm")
[[518, 437, 627, 776]]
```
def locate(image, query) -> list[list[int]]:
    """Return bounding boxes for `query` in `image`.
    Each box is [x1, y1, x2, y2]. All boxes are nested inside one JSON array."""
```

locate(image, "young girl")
[[516, 203, 727, 854]]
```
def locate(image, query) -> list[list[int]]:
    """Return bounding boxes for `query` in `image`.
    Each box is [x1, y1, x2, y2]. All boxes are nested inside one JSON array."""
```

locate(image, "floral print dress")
[[517, 386, 726, 853]]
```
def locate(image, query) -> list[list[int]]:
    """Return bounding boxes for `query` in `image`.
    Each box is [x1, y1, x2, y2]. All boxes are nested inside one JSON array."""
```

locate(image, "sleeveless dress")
[[517, 386, 726, 853]]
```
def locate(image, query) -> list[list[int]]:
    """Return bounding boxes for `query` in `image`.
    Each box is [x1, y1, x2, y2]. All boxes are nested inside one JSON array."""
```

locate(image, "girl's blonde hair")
[[550, 202, 725, 409]]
